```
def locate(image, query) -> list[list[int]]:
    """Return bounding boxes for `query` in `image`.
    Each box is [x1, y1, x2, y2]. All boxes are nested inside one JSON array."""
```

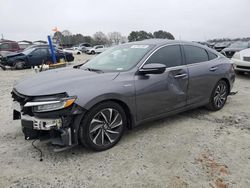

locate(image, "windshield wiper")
[[84, 68, 104, 73]]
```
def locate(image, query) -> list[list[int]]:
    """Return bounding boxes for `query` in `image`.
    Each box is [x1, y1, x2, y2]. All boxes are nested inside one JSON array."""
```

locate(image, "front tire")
[[79, 102, 126, 151], [91, 51, 95, 55], [14, 60, 25, 70], [207, 80, 229, 111]]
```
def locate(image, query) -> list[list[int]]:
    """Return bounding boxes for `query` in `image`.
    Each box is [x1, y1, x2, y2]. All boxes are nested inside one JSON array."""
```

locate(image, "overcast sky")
[[0, 0, 249, 41]]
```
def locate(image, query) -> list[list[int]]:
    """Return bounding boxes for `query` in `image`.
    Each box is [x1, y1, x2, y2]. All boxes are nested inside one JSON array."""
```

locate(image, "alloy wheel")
[[213, 82, 227, 108], [89, 108, 123, 147]]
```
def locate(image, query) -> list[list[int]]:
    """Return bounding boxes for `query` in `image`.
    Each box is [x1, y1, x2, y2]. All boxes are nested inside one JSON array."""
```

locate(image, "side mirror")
[[139, 63, 166, 75]]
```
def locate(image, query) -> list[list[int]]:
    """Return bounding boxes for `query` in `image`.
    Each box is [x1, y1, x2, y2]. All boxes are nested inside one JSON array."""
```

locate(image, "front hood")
[[0, 51, 22, 57], [223, 47, 245, 52], [14, 67, 119, 96]]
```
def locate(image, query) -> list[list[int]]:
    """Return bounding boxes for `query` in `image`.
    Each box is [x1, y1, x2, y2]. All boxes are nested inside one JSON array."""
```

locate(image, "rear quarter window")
[[183, 45, 209, 64], [207, 50, 218, 60]]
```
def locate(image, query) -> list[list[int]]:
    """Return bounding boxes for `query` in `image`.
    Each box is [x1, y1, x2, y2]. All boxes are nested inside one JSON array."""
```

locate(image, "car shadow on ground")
[[33, 106, 211, 161], [235, 72, 250, 79]]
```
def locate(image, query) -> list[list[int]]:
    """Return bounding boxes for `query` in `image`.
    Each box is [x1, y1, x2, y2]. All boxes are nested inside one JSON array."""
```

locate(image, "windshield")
[[22, 48, 35, 55], [229, 42, 248, 48], [81, 44, 153, 72]]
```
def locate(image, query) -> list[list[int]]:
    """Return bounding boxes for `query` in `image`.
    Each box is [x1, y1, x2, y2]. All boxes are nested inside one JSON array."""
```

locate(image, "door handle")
[[210, 66, 218, 71], [174, 73, 187, 78]]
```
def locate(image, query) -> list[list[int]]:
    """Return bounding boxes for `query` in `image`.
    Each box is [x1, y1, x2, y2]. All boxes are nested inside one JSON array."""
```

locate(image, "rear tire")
[[206, 80, 229, 111], [14, 60, 25, 70], [79, 102, 126, 151], [91, 51, 95, 55]]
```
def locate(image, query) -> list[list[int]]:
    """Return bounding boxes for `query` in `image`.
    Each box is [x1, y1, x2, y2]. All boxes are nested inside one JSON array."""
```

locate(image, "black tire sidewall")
[[79, 102, 126, 151], [209, 80, 229, 111]]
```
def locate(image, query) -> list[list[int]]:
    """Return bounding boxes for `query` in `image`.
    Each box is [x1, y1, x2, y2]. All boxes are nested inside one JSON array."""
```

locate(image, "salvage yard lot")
[[0, 55, 249, 188]]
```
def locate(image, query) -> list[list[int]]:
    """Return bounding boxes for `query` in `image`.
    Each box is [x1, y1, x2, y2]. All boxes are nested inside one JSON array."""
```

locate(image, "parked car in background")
[[24, 44, 58, 51], [0, 47, 74, 70], [12, 39, 235, 151], [72, 43, 92, 50], [63, 48, 82, 55], [18, 41, 33, 50], [79, 43, 91, 48], [86, 45, 106, 54], [214, 41, 231, 52], [0, 40, 21, 52], [231, 48, 250, 74], [221, 41, 250, 59], [79, 46, 91, 53]]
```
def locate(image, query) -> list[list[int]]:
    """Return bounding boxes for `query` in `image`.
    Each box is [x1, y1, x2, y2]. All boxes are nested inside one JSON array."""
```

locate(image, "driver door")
[[28, 48, 49, 66], [135, 44, 188, 121]]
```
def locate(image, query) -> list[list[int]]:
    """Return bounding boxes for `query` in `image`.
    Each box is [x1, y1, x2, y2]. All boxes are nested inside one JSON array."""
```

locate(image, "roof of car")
[[129, 39, 195, 46]]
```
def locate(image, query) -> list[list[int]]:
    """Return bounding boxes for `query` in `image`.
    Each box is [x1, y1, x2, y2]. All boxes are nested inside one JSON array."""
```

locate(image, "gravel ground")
[[0, 54, 250, 188]]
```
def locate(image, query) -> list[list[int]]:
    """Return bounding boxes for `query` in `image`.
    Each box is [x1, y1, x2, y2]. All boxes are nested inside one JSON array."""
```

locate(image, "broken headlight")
[[24, 97, 76, 112]]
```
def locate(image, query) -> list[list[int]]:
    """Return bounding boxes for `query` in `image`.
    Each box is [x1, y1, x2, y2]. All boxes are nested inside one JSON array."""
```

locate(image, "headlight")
[[24, 97, 76, 112], [232, 52, 241, 60]]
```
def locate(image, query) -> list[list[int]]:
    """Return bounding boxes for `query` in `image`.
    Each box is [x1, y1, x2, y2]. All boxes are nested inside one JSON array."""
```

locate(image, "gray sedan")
[[12, 39, 235, 151]]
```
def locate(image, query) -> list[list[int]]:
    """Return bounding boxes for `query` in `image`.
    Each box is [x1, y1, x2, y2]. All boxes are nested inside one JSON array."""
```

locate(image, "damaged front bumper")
[[12, 91, 86, 150]]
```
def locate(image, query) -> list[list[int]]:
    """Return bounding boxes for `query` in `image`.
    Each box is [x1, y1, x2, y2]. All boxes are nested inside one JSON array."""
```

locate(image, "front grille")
[[243, 57, 250, 62], [237, 65, 250, 70], [225, 51, 235, 58]]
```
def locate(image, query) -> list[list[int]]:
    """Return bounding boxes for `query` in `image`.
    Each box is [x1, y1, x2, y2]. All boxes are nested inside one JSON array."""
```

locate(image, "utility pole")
[[1, 34, 3, 40]]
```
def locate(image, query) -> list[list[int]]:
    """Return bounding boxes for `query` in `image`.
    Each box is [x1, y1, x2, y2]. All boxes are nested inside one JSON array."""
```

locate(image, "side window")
[[32, 49, 40, 56], [40, 48, 48, 55], [207, 50, 218, 60], [32, 49, 47, 56], [183, 45, 209, 64], [145, 45, 183, 68], [0, 43, 10, 50], [12, 43, 19, 49]]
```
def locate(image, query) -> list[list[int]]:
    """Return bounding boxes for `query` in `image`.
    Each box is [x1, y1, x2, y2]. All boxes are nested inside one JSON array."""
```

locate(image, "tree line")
[[207, 37, 250, 43], [53, 30, 174, 47]]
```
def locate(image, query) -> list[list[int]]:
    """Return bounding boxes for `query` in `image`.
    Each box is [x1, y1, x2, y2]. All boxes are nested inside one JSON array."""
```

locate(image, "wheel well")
[[14, 59, 26, 67], [89, 99, 133, 130], [220, 78, 230, 93]]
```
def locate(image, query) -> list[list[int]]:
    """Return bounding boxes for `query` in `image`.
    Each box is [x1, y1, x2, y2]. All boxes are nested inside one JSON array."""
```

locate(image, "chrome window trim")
[[138, 43, 220, 71], [138, 43, 182, 70]]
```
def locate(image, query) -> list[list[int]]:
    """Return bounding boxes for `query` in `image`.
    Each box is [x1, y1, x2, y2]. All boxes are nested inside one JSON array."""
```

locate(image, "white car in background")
[[231, 48, 250, 74], [63, 48, 82, 55], [86, 45, 107, 54]]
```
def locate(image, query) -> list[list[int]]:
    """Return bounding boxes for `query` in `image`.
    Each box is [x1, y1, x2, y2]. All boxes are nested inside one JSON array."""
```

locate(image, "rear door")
[[182, 45, 220, 105], [135, 44, 188, 121]]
